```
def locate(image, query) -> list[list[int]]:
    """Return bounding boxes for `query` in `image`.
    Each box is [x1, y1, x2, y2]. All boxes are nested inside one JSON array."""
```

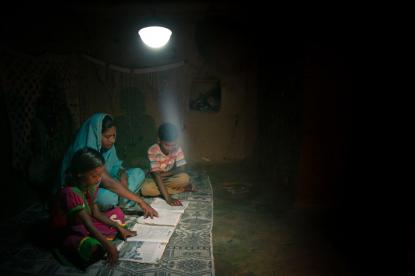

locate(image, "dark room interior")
[[0, 1, 409, 275]]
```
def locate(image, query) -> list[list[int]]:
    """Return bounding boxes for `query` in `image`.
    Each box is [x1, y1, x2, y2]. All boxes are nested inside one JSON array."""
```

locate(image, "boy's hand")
[[167, 198, 182, 206]]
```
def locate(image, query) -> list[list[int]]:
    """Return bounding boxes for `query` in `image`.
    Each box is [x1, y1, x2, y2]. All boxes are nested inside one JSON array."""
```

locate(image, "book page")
[[137, 210, 182, 226], [118, 241, 167, 264], [127, 224, 175, 243], [151, 197, 189, 213]]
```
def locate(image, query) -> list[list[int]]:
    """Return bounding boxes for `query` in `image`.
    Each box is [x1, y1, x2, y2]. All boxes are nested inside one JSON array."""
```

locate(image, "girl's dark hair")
[[102, 115, 114, 133], [158, 123, 178, 142], [67, 147, 105, 182]]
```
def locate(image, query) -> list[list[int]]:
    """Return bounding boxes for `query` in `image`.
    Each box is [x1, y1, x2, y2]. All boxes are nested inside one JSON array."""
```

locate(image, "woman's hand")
[[138, 200, 159, 218], [117, 227, 137, 240]]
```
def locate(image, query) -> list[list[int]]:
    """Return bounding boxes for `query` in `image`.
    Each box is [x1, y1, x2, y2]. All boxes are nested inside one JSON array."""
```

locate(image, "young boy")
[[140, 123, 193, 206]]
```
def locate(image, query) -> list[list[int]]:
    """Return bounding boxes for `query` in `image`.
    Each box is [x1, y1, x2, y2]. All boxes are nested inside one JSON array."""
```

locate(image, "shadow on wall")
[[195, 15, 251, 74], [115, 87, 157, 171], [1, 70, 73, 217], [1, 86, 19, 218], [28, 71, 74, 203]]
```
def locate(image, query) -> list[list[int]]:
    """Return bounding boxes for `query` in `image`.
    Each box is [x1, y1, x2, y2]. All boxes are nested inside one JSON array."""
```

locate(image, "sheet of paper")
[[127, 223, 175, 243], [118, 241, 167, 264], [137, 210, 182, 226], [150, 197, 189, 213]]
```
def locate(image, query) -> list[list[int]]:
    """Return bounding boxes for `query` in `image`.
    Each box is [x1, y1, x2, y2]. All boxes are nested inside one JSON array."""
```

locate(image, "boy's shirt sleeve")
[[175, 147, 186, 167]]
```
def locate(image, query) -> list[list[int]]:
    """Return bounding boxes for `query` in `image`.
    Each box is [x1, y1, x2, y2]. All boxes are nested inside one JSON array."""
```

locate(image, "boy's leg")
[[164, 172, 191, 192], [140, 178, 161, 196], [140, 173, 191, 197]]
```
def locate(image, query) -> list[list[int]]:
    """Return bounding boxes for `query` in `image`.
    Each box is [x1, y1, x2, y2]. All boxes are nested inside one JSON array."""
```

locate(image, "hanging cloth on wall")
[[81, 54, 185, 75]]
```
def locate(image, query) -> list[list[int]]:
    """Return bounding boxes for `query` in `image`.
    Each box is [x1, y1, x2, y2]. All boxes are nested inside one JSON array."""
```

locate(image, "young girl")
[[50, 147, 136, 267]]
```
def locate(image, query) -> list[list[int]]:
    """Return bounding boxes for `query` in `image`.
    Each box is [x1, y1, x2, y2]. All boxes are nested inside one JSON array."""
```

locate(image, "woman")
[[58, 113, 157, 218]]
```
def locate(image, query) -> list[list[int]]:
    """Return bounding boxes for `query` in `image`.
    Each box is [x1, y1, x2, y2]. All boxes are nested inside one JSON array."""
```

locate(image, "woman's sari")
[[58, 113, 145, 210]]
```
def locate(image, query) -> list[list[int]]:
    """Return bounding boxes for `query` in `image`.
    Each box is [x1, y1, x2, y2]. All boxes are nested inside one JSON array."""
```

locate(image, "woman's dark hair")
[[102, 115, 114, 133], [158, 123, 178, 142], [67, 147, 105, 182]]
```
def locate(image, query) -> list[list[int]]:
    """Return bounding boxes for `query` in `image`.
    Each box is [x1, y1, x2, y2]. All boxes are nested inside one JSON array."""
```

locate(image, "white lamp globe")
[[138, 26, 172, 48]]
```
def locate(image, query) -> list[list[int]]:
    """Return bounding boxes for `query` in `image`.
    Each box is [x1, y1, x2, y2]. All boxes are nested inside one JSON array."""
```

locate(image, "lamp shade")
[[138, 26, 172, 48]]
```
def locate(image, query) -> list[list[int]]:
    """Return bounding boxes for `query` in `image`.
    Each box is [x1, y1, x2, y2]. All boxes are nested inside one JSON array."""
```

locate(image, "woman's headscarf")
[[57, 113, 123, 191]]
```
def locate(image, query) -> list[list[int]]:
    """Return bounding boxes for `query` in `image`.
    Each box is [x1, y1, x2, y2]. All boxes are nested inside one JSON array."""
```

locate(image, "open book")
[[117, 198, 190, 264], [150, 197, 190, 213], [137, 210, 182, 227], [127, 223, 175, 243], [117, 241, 167, 264]]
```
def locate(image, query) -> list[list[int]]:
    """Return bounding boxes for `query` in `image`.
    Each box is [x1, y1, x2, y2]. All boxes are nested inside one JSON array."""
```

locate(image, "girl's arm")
[[76, 209, 119, 265], [101, 170, 158, 218], [91, 203, 136, 240]]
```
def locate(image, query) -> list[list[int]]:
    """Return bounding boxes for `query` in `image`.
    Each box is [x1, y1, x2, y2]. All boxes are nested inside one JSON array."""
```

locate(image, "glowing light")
[[138, 26, 172, 48], [158, 82, 187, 160]]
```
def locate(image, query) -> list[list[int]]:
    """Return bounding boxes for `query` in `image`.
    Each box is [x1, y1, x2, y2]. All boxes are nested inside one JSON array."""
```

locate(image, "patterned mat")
[[0, 171, 215, 276]]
